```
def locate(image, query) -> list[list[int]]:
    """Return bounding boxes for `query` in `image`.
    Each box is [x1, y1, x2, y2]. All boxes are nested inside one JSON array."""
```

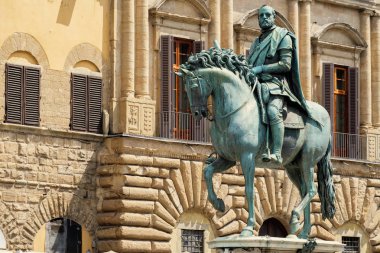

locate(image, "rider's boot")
[[268, 121, 284, 165]]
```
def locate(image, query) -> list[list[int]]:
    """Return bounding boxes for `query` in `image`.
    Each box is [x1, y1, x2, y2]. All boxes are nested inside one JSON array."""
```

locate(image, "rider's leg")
[[267, 96, 284, 164]]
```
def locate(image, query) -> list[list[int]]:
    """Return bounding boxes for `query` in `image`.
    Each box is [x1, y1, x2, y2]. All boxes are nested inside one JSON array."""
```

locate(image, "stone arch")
[[0, 201, 20, 250], [0, 32, 49, 69], [21, 192, 96, 250], [64, 43, 103, 72], [235, 8, 295, 34], [151, 0, 211, 20], [315, 178, 380, 252], [312, 22, 367, 48]]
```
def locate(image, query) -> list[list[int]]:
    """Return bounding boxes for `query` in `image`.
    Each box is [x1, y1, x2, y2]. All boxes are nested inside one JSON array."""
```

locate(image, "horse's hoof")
[[289, 221, 300, 235], [240, 226, 255, 237], [215, 198, 225, 212]]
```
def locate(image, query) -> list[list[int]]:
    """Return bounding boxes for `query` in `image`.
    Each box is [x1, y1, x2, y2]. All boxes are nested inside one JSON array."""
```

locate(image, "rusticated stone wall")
[[0, 125, 102, 250], [97, 136, 380, 253]]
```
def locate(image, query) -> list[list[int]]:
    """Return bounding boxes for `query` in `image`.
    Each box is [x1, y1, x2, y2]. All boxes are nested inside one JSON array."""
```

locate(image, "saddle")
[[283, 104, 305, 129]]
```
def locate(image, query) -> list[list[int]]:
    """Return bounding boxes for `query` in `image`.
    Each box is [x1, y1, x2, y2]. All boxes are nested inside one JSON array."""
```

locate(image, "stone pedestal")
[[209, 235, 344, 253]]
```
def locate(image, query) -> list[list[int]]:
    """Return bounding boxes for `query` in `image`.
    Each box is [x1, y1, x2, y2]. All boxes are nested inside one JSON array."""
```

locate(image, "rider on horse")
[[248, 5, 315, 166]]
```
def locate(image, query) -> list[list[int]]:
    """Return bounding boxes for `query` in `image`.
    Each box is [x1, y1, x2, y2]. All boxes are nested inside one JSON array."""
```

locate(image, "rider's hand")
[[251, 66, 263, 75]]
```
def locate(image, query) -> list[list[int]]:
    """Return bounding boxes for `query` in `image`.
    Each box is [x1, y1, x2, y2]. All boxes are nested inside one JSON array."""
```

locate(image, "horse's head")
[[176, 68, 211, 121]]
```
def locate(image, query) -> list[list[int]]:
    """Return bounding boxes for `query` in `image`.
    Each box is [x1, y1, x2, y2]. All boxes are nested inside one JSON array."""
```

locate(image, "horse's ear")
[[213, 40, 221, 50]]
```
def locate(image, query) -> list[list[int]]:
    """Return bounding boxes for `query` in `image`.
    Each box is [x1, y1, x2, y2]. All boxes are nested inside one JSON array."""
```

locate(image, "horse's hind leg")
[[240, 152, 256, 237], [204, 157, 236, 212], [284, 164, 304, 236], [290, 161, 316, 239]]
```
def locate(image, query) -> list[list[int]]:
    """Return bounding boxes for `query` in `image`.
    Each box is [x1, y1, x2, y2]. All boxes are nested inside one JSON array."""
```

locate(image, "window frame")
[[5, 63, 41, 126], [342, 236, 360, 253], [333, 65, 349, 133], [181, 229, 204, 253], [70, 72, 103, 134]]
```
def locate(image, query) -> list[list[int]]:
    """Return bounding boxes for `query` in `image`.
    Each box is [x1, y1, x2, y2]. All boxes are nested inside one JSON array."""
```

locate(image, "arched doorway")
[[258, 218, 288, 238], [33, 218, 93, 253]]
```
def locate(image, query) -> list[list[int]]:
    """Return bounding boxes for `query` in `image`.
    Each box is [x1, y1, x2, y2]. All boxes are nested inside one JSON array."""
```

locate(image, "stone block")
[[18, 143, 27, 156], [124, 175, 153, 188], [153, 157, 180, 168], [37, 146, 49, 158], [4, 142, 18, 155], [11, 170, 23, 180], [25, 172, 37, 181], [27, 156, 39, 164], [58, 175, 73, 185], [2, 192, 17, 202], [151, 241, 171, 253], [56, 149, 67, 160], [68, 150, 77, 160], [97, 212, 151, 226], [38, 173, 49, 182], [122, 187, 158, 201]]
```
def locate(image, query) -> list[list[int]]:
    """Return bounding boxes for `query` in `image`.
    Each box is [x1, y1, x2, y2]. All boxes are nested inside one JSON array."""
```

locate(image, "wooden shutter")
[[5, 64, 23, 124], [348, 67, 359, 135], [71, 74, 87, 131], [161, 35, 174, 113], [322, 63, 334, 121], [193, 41, 205, 54], [160, 35, 174, 137], [24, 66, 40, 126], [88, 76, 102, 133]]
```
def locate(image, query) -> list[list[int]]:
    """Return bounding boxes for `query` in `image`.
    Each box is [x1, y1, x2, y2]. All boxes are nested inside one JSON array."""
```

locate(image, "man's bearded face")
[[258, 6, 275, 30]]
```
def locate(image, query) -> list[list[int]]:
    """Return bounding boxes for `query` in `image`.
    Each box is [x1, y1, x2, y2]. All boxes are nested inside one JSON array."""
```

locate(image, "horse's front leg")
[[240, 152, 256, 237], [204, 157, 236, 212]]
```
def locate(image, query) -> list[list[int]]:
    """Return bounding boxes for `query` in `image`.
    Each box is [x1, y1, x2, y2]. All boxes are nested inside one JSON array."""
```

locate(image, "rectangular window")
[[160, 36, 209, 142], [181, 229, 204, 253], [334, 66, 348, 133], [5, 63, 40, 126], [342, 236, 360, 253], [71, 73, 102, 133], [323, 63, 360, 159]]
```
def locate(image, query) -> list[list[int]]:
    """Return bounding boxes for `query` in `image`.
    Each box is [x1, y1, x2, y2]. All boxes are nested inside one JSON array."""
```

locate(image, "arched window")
[[5, 52, 40, 126], [33, 218, 94, 253], [258, 218, 288, 238]]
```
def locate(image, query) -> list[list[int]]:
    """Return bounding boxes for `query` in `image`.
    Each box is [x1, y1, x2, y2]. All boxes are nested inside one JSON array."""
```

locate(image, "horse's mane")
[[181, 47, 255, 85]]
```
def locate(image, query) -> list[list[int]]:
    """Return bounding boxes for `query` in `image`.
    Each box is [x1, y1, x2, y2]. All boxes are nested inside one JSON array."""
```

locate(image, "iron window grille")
[[181, 229, 204, 253], [342, 236, 360, 253]]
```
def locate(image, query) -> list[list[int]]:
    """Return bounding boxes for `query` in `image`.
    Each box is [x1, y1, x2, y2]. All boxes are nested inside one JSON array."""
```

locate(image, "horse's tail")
[[317, 137, 336, 220]]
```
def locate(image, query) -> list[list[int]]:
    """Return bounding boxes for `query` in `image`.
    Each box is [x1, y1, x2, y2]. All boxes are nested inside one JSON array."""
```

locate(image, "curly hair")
[[181, 47, 255, 85]]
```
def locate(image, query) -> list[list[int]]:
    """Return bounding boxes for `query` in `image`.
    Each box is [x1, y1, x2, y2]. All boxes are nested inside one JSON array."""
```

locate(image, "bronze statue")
[[248, 5, 315, 165], [177, 5, 335, 239]]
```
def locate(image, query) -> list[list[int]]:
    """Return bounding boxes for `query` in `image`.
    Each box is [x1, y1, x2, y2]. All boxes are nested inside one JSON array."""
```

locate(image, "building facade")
[[0, 0, 379, 252]]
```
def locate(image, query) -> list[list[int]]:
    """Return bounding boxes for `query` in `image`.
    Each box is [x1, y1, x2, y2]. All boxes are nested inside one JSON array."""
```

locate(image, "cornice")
[[312, 40, 366, 52], [315, 0, 378, 10], [150, 10, 211, 25]]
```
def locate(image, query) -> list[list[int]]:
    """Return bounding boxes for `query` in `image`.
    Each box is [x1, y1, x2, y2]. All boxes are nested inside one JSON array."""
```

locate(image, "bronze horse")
[[176, 44, 335, 238]]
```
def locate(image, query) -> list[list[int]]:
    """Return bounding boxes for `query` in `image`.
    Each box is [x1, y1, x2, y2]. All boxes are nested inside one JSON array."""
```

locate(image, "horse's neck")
[[210, 72, 252, 116]]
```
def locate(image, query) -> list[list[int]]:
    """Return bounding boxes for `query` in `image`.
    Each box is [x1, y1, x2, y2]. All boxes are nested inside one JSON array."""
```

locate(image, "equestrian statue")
[[176, 5, 336, 239]]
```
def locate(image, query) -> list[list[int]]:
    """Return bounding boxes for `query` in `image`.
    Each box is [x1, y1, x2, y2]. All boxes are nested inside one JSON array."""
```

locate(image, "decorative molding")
[[150, 10, 210, 25], [315, 0, 378, 10], [234, 8, 295, 34], [119, 97, 156, 136], [0, 32, 49, 70], [64, 43, 103, 72], [21, 192, 97, 249], [311, 22, 367, 50], [151, 0, 211, 20]]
